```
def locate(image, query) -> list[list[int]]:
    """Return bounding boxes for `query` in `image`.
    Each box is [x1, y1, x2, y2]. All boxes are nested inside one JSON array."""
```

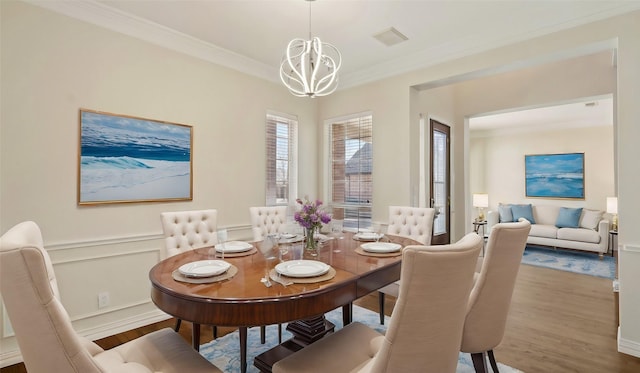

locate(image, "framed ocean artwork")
[[525, 152, 584, 199], [78, 109, 193, 205]]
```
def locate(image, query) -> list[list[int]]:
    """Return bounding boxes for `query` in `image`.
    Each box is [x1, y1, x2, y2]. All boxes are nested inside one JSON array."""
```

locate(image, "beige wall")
[[318, 10, 640, 359], [470, 126, 614, 211], [2, 0, 640, 365], [0, 1, 316, 365]]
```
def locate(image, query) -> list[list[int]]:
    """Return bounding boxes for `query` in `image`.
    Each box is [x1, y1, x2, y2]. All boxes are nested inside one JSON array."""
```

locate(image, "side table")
[[473, 220, 487, 255], [609, 230, 618, 257]]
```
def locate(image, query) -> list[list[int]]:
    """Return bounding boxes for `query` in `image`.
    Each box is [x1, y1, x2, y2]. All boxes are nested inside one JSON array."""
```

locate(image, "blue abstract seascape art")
[[525, 153, 584, 199], [79, 110, 192, 204]]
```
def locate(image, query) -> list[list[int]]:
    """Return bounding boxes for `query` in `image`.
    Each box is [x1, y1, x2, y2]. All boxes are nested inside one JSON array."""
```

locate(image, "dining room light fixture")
[[280, 0, 342, 98]]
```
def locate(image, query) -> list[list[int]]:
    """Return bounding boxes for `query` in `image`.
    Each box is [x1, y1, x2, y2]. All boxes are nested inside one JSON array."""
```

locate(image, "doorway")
[[430, 119, 451, 245]]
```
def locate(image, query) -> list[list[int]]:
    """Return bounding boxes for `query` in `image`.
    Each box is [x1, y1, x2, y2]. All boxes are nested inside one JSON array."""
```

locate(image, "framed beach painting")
[[78, 109, 193, 205], [525, 152, 584, 199]]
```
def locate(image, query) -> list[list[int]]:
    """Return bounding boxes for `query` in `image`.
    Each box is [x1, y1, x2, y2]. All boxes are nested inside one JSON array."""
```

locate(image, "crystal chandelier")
[[280, 0, 342, 98]]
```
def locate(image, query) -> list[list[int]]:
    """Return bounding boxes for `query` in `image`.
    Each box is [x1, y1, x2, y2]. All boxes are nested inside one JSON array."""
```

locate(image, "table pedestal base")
[[254, 315, 335, 373]]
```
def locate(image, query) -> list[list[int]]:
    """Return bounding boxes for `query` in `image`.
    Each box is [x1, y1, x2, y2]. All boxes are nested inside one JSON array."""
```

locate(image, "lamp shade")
[[473, 194, 489, 208], [606, 197, 618, 214]]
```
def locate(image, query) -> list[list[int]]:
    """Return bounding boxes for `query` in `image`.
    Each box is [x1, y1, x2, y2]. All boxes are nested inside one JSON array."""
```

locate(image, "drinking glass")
[[373, 223, 383, 242], [216, 229, 228, 259], [259, 234, 277, 286], [330, 220, 344, 252]]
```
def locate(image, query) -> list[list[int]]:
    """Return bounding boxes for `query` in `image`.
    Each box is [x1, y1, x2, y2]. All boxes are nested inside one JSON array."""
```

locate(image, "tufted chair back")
[[386, 206, 435, 245], [249, 206, 288, 241], [0, 221, 104, 373], [160, 209, 218, 258]]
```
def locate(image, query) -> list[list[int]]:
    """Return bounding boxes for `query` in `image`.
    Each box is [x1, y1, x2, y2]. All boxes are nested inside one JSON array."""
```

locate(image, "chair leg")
[[470, 352, 488, 373], [174, 318, 182, 332], [378, 291, 385, 325], [488, 350, 499, 372], [213, 325, 218, 339], [278, 323, 282, 344], [260, 325, 266, 344]]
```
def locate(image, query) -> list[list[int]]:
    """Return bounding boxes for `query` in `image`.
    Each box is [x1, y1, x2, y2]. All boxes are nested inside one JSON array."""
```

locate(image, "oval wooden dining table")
[[149, 232, 419, 373]]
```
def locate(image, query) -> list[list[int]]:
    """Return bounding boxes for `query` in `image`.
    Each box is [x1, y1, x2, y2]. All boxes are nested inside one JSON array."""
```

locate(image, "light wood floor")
[[2, 264, 639, 373]]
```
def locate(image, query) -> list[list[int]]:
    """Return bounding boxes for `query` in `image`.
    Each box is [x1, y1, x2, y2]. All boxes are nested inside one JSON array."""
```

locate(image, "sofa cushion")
[[580, 209, 603, 230], [511, 204, 536, 224], [498, 204, 513, 222], [529, 224, 558, 239], [532, 205, 559, 225], [557, 227, 601, 244], [556, 207, 583, 228]]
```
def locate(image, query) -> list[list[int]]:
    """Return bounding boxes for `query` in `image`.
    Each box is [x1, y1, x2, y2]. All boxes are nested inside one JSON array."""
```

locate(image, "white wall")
[[470, 126, 614, 211], [0, 1, 316, 365]]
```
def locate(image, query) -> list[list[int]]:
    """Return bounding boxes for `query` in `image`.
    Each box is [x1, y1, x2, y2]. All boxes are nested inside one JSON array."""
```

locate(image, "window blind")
[[328, 113, 373, 230], [266, 112, 298, 206]]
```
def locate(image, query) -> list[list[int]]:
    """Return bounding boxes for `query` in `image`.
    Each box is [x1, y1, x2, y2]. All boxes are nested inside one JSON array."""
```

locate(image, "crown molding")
[[25, 0, 278, 82], [24, 0, 640, 91]]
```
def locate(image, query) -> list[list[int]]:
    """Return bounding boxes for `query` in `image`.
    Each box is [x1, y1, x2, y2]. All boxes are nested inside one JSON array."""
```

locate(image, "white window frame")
[[324, 111, 373, 231], [266, 111, 298, 206]]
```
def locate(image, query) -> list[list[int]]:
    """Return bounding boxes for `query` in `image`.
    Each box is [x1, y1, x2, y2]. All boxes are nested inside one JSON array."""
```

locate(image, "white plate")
[[178, 260, 231, 277], [361, 242, 402, 253], [275, 260, 331, 278], [215, 241, 253, 253], [279, 234, 303, 243], [355, 232, 382, 241]]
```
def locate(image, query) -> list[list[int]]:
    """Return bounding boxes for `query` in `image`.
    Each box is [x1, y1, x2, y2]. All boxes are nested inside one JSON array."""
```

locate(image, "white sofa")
[[486, 204, 610, 257]]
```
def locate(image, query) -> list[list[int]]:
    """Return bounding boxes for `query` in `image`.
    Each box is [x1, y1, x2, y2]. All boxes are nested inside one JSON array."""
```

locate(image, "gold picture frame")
[[78, 109, 193, 205]]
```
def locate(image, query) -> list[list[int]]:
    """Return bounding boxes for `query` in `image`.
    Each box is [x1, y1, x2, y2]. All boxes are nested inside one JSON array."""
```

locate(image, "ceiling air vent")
[[373, 27, 408, 47]]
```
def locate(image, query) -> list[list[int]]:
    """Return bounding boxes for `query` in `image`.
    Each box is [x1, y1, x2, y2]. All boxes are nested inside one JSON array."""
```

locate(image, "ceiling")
[[35, 0, 640, 89], [32, 1, 632, 130], [470, 96, 614, 134]]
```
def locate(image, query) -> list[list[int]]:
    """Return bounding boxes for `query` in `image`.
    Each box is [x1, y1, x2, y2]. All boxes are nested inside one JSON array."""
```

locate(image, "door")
[[430, 119, 450, 245]]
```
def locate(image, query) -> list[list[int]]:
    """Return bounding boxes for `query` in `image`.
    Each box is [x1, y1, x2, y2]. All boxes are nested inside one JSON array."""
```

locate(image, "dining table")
[[148, 231, 420, 373]]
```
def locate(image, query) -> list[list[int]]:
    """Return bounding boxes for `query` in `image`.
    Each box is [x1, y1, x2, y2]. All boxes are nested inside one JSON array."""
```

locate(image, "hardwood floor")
[[2, 264, 639, 372]]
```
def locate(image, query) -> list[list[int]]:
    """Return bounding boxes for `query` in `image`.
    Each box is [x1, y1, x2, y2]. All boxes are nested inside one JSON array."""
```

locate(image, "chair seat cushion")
[[95, 328, 218, 373], [273, 322, 381, 373]]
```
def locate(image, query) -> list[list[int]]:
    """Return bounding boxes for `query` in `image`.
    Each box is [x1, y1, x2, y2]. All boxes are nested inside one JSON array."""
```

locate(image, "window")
[[266, 112, 298, 206], [325, 112, 373, 230]]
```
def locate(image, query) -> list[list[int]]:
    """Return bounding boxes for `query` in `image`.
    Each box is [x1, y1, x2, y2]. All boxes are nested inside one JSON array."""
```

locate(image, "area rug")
[[521, 245, 615, 279], [199, 305, 523, 373]]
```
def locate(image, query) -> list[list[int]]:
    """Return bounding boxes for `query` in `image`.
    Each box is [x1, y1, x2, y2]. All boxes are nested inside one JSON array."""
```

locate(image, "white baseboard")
[[79, 309, 173, 341], [618, 327, 640, 358], [0, 309, 172, 368]]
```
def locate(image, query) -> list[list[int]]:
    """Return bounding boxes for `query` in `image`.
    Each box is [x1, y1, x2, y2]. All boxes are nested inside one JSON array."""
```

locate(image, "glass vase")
[[304, 227, 318, 256]]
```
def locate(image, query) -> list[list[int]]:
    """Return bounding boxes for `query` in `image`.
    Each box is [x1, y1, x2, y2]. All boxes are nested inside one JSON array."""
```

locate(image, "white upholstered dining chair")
[[273, 233, 483, 373], [378, 205, 435, 324], [461, 220, 531, 373], [0, 221, 220, 373], [160, 209, 219, 346], [249, 206, 289, 241]]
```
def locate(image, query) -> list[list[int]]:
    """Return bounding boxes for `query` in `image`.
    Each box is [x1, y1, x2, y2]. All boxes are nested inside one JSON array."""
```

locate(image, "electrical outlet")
[[98, 291, 110, 308]]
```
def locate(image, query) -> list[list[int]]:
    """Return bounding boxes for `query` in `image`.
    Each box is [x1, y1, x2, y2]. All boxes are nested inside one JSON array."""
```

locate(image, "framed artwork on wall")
[[525, 152, 585, 199], [78, 109, 193, 205]]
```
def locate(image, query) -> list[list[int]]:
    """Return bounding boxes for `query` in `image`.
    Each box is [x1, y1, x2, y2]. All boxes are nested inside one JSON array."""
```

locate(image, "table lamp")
[[607, 197, 618, 231], [473, 193, 489, 222]]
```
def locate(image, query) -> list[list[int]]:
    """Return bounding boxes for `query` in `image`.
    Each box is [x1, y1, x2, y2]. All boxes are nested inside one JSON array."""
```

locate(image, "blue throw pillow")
[[511, 204, 536, 224], [498, 204, 513, 222], [556, 207, 583, 228]]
